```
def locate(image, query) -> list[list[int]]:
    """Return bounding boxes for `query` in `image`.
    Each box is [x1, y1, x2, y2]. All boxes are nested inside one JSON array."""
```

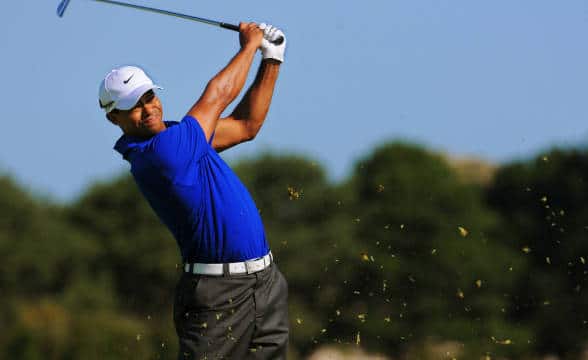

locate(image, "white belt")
[[184, 252, 273, 276]]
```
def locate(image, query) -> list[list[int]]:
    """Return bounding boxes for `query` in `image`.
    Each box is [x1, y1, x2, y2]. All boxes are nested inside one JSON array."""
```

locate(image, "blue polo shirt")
[[114, 115, 269, 263]]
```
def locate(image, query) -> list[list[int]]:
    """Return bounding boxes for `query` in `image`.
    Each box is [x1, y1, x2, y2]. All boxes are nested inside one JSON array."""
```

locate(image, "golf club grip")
[[220, 23, 240, 31], [220, 23, 284, 45]]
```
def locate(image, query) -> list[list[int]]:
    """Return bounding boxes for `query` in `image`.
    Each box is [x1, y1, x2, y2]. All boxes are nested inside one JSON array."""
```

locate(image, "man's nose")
[[141, 101, 156, 116], [142, 100, 156, 112]]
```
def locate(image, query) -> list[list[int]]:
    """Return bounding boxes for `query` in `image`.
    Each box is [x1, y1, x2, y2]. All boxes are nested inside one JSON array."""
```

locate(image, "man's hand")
[[239, 22, 264, 50], [259, 23, 287, 63]]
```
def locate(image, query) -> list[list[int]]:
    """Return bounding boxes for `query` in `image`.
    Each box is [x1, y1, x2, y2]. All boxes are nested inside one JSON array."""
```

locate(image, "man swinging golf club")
[[100, 23, 288, 359]]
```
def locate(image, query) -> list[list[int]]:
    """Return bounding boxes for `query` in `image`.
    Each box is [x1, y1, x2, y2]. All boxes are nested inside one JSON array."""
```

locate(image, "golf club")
[[56, 0, 284, 45]]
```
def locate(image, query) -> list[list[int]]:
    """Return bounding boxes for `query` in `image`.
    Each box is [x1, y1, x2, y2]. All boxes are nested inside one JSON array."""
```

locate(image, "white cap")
[[99, 66, 162, 113]]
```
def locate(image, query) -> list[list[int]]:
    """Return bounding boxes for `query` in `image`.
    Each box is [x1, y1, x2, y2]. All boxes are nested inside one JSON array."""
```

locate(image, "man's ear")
[[106, 112, 117, 125]]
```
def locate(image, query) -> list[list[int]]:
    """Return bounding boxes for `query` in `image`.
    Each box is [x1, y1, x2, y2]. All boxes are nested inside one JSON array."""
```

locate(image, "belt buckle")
[[245, 259, 263, 274]]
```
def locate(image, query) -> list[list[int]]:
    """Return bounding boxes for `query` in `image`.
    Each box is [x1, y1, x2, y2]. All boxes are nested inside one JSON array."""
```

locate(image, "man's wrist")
[[261, 58, 282, 66], [241, 42, 261, 52]]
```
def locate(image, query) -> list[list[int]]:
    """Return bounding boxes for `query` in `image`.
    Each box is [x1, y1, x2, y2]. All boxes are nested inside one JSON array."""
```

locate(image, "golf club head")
[[56, 0, 71, 17]]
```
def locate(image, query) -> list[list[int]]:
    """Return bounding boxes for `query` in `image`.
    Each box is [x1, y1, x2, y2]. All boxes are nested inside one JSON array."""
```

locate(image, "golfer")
[[99, 23, 288, 359]]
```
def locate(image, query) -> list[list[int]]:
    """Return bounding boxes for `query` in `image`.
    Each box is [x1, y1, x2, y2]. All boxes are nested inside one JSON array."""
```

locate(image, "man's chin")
[[142, 118, 165, 133]]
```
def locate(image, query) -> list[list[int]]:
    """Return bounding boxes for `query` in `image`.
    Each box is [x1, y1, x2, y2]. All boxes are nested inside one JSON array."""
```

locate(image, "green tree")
[[0, 174, 179, 359], [339, 142, 530, 358], [487, 148, 588, 357], [0, 176, 96, 297], [66, 175, 179, 315]]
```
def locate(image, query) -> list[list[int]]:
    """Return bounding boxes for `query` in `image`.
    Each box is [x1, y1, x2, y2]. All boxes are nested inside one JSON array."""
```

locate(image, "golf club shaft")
[[93, 0, 239, 31]]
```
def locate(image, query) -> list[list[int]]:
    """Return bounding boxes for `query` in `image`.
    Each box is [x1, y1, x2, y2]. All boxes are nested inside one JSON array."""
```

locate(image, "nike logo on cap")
[[123, 74, 134, 84]]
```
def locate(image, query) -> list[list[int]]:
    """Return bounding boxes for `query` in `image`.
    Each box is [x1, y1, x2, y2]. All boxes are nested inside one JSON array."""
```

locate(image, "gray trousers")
[[174, 263, 289, 359]]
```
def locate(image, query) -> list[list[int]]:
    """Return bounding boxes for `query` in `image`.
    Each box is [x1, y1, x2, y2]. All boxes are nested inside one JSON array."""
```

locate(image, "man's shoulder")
[[114, 120, 181, 155], [114, 134, 150, 159]]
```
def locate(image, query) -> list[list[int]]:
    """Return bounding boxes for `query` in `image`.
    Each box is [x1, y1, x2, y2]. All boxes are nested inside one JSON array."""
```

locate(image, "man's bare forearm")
[[231, 59, 281, 138], [187, 23, 264, 140], [210, 44, 259, 108], [193, 43, 258, 114]]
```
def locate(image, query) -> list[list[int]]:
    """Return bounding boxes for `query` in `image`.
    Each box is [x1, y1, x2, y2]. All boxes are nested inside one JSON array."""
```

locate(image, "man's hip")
[[174, 261, 289, 359]]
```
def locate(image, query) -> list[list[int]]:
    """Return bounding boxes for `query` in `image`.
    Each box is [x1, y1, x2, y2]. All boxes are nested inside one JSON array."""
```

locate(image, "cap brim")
[[115, 83, 163, 111]]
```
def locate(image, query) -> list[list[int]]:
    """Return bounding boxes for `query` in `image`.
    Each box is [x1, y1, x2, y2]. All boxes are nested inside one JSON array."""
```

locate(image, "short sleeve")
[[148, 115, 209, 180]]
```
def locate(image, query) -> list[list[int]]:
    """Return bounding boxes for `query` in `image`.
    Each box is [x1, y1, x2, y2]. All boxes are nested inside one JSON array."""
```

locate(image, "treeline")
[[1, 142, 587, 359]]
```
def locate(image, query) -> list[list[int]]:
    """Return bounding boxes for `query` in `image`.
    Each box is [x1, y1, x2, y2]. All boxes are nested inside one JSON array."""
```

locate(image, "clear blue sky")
[[1, 0, 587, 201]]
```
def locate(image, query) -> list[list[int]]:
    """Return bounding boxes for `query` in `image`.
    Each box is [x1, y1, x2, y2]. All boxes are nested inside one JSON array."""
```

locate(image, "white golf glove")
[[259, 23, 286, 63]]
